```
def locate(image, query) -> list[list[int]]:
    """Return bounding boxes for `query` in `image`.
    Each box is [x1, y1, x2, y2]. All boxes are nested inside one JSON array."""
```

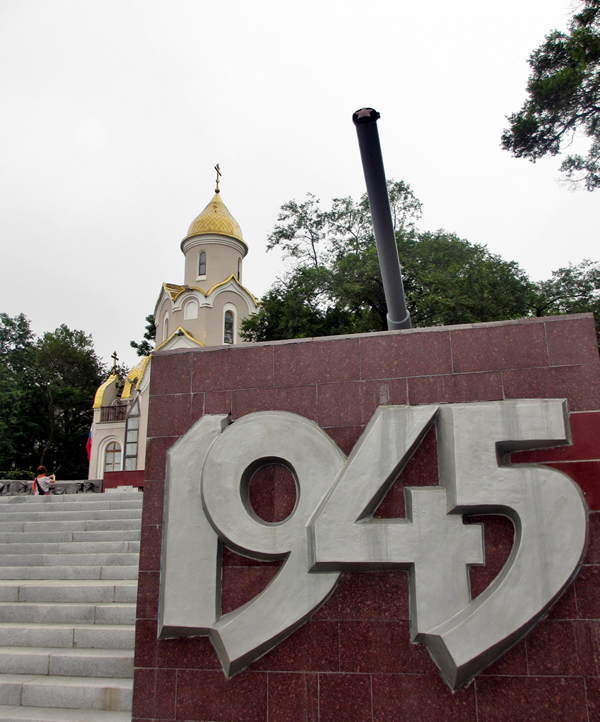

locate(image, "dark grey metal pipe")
[[352, 108, 411, 330]]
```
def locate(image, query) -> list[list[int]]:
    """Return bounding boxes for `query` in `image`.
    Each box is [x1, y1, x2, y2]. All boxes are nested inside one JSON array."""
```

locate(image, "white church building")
[[87, 178, 258, 486]]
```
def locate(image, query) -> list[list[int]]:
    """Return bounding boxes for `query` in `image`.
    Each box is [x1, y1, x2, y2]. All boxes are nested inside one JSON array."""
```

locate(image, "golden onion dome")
[[185, 192, 244, 243]]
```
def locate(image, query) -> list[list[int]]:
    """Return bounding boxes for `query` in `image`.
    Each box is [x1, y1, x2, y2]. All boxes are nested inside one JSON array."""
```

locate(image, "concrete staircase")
[[0, 493, 142, 721]]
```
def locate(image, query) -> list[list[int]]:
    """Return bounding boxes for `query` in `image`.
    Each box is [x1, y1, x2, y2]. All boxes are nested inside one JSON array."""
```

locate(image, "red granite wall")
[[103, 470, 145, 491], [133, 313, 600, 722]]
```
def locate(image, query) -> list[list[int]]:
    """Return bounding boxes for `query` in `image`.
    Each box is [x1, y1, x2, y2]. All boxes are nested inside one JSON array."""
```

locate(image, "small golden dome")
[[185, 193, 244, 243]]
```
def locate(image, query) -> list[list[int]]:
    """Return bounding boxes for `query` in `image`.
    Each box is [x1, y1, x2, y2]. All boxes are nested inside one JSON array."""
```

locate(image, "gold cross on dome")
[[111, 351, 118, 374], [214, 164, 221, 193]]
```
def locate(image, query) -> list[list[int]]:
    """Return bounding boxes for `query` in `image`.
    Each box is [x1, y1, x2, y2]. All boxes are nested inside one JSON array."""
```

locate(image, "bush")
[[2, 469, 35, 481]]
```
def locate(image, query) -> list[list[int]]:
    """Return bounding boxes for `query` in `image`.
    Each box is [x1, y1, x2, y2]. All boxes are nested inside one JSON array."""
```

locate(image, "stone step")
[[0, 493, 141, 505], [0, 674, 132, 711], [0, 543, 139, 556], [0, 531, 140, 545], [0, 490, 140, 718], [0, 581, 137, 605], [0, 567, 139, 582], [0, 521, 141, 534], [0, 555, 138, 569], [0, 648, 133, 679], [0, 502, 142, 514], [0, 624, 135, 650], [0, 511, 141, 524], [0, 604, 136, 626], [0, 704, 131, 720]]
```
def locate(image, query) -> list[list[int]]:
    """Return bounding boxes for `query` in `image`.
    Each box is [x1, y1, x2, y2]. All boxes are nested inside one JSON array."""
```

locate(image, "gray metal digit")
[[309, 405, 484, 638], [158, 414, 230, 638], [425, 398, 588, 689], [201, 411, 345, 676]]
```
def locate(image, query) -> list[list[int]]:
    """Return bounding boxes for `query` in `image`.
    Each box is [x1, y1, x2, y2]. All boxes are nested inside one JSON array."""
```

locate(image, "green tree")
[[0, 313, 36, 472], [130, 314, 156, 357], [32, 325, 106, 477], [501, 0, 600, 190], [531, 260, 600, 337], [0, 316, 106, 479], [242, 183, 537, 342]]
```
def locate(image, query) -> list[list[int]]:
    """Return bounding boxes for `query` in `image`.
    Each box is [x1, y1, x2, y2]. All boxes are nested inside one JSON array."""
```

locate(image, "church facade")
[[87, 183, 258, 484]]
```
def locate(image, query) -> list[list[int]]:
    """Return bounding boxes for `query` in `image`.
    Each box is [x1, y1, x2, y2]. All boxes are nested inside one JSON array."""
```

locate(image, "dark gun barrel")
[[352, 108, 411, 330]]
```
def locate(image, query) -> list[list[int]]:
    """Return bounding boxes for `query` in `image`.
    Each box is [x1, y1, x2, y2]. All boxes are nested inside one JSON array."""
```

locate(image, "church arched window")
[[104, 441, 121, 473], [238, 258, 242, 281], [163, 313, 169, 342], [224, 310, 234, 345], [198, 251, 207, 278]]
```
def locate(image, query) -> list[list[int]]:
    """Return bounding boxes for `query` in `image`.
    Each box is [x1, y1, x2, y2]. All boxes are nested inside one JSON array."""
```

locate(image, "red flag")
[[86, 427, 92, 460]]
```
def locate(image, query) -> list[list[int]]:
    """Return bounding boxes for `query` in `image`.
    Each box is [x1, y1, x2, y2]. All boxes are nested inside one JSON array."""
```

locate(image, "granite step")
[[0, 580, 137, 605], [0, 602, 136, 626], [0, 567, 138, 582], [0, 542, 139, 556], [1, 649, 133, 680], [0, 493, 141, 504], [0, 624, 135, 650], [0, 521, 141, 534], [0, 555, 139, 569], [0, 704, 131, 721], [0, 511, 141, 523], [0, 502, 142, 514], [0, 531, 140, 545], [0, 674, 132, 711], [0, 648, 133, 679]]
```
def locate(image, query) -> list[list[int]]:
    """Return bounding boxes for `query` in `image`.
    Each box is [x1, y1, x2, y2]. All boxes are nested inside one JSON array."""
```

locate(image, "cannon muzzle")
[[353, 108, 411, 330]]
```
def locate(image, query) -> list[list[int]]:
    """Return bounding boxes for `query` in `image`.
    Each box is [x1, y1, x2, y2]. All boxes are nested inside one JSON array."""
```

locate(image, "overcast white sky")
[[1, 0, 598, 369]]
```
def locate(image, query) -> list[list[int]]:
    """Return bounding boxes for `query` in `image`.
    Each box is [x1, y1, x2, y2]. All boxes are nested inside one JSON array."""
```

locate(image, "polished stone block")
[[267, 672, 318, 722], [146, 394, 192, 438], [150, 351, 192, 397], [135, 571, 159, 621], [192, 345, 273, 392], [274, 337, 361, 387], [362, 378, 408, 421], [503, 363, 600, 411], [451, 321, 548, 373], [408, 370, 503, 405], [372, 673, 476, 721], [176, 669, 267, 722], [221, 566, 280, 615], [156, 634, 219, 670], [339, 620, 434, 673], [318, 673, 372, 722], [253, 621, 339, 673], [475, 676, 587, 721], [545, 316, 600, 367], [233, 384, 318, 421], [360, 328, 452, 379], [317, 381, 362, 427]]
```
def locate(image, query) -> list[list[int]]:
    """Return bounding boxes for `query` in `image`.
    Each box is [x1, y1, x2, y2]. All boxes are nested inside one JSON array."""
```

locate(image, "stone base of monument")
[[0, 480, 102, 495], [133, 314, 600, 722]]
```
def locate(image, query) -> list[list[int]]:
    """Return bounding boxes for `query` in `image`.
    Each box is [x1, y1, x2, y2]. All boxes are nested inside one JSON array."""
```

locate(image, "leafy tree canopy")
[[0, 314, 106, 479], [501, 0, 600, 189], [130, 314, 156, 357], [241, 182, 600, 344], [532, 259, 600, 335]]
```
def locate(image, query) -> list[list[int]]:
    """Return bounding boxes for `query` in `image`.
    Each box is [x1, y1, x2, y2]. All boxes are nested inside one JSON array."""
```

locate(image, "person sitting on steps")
[[32, 466, 55, 495]]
